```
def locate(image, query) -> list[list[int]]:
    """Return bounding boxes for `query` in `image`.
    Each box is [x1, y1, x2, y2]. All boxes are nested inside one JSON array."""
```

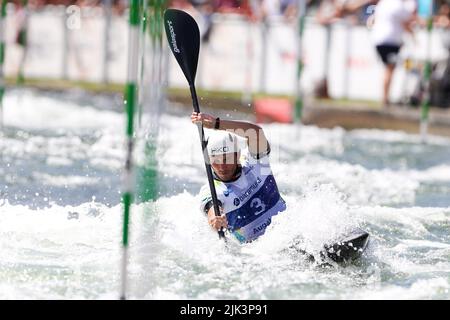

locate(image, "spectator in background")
[[370, 0, 416, 108], [432, 1, 450, 108], [259, 0, 282, 20], [435, 1, 449, 28], [14, 2, 29, 51], [112, 0, 126, 16], [169, 0, 215, 43], [280, 0, 299, 21], [215, 0, 249, 13], [190, 0, 215, 43], [215, 0, 254, 22], [338, 0, 417, 107], [417, 0, 433, 20]]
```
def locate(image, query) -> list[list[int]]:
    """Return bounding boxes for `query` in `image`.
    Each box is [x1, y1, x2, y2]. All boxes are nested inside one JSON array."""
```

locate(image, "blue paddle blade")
[[164, 9, 200, 85]]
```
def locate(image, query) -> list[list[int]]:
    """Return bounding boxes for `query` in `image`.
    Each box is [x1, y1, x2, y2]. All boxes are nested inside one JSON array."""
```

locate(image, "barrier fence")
[[1, 4, 448, 102]]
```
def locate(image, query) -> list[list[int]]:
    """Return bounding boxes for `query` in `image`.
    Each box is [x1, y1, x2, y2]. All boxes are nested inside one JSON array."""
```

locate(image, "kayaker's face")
[[210, 152, 239, 181]]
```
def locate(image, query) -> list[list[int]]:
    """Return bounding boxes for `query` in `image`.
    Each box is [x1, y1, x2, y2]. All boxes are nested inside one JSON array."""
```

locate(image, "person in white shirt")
[[338, 0, 416, 107], [371, 0, 416, 107]]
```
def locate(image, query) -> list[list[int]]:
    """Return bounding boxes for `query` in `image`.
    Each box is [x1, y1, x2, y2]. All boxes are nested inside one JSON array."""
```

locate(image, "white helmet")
[[207, 131, 240, 157]]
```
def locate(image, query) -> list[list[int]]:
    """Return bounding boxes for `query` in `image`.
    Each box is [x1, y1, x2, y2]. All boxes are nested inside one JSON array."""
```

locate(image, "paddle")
[[164, 8, 225, 239]]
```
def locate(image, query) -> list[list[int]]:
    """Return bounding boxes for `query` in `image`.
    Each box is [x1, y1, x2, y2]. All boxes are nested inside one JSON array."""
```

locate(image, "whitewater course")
[[0, 87, 449, 299]]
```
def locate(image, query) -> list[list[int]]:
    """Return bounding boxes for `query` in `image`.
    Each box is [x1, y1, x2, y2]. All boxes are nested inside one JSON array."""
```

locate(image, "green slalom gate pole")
[[0, 0, 7, 128], [136, 0, 147, 129], [153, 0, 165, 116], [120, 0, 141, 300], [134, 0, 160, 203], [294, 0, 306, 123], [135, 0, 164, 203], [17, 0, 28, 85], [420, 2, 434, 143]]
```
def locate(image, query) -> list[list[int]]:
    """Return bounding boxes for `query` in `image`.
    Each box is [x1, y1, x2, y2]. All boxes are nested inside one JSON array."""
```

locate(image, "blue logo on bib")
[[233, 198, 240, 206]]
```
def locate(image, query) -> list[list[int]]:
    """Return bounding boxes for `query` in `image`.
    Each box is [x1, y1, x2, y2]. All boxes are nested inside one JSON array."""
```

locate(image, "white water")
[[0, 89, 449, 299]]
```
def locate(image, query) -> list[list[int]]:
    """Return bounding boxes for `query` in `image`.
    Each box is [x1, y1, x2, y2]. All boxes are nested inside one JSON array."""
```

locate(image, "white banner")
[[4, 8, 449, 102]]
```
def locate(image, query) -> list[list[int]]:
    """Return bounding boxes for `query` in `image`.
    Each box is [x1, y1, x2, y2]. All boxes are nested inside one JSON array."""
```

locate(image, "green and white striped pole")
[[0, 0, 7, 128], [294, 0, 306, 122], [120, 0, 141, 300], [420, 1, 434, 143], [136, 0, 147, 129], [134, 0, 163, 203], [17, 0, 28, 85], [153, 0, 165, 114]]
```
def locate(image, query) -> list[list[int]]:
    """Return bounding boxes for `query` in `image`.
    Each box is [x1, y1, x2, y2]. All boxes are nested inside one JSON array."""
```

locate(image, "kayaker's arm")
[[201, 194, 227, 231], [205, 204, 228, 231], [191, 112, 270, 158]]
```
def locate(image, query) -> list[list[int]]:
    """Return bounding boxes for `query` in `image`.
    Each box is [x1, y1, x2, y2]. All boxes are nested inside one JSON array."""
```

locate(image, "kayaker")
[[191, 112, 287, 243]]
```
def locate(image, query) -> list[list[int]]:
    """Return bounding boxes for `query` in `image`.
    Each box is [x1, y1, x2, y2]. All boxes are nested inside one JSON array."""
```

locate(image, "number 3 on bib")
[[250, 198, 266, 215]]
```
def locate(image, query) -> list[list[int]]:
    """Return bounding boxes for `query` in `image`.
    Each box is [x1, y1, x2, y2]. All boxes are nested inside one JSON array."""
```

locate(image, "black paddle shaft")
[[164, 9, 224, 238], [191, 85, 225, 238]]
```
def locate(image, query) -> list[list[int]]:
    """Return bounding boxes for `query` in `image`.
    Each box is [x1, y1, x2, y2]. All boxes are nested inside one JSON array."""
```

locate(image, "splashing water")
[[1, 89, 449, 299]]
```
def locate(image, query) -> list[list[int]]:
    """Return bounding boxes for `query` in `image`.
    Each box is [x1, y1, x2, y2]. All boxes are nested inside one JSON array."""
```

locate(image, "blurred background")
[[2, 0, 449, 110]]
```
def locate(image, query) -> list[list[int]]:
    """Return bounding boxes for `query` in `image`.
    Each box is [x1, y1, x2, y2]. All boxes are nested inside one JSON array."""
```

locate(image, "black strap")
[[204, 199, 223, 215], [214, 117, 220, 129]]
